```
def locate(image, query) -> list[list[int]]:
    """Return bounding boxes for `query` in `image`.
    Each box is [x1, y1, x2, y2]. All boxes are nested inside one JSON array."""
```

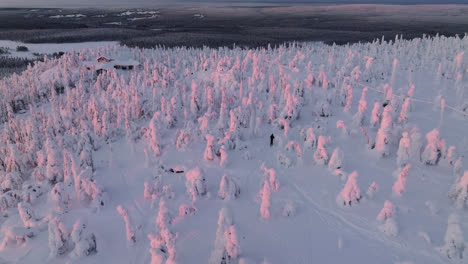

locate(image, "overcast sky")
[[1, 0, 466, 8]]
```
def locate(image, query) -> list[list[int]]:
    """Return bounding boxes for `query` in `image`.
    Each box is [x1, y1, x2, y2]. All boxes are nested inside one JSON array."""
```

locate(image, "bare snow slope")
[[0, 36, 467, 264]]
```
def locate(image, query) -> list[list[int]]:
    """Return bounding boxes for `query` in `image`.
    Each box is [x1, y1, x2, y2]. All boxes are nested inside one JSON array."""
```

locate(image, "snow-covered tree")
[[219, 174, 240, 200], [366, 182, 379, 199], [209, 208, 241, 264], [148, 112, 162, 156], [445, 146, 458, 166], [282, 201, 296, 217], [438, 214, 465, 260], [454, 158, 463, 178], [69, 219, 97, 258], [337, 171, 361, 206], [260, 164, 279, 192], [148, 199, 177, 264], [204, 134, 217, 161], [328, 147, 344, 171], [285, 141, 303, 161], [116, 205, 136, 245], [50, 182, 70, 213], [45, 136, 63, 184], [377, 200, 395, 221], [375, 105, 393, 157], [370, 102, 381, 127], [260, 178, 271, 219], [396, 132, 411, 167], [314, 136, 329, 165], [185, 167, 207, 202], [449, 170, 468, 209], [303, 128, 317, 149], [398, 97, 411, 123], [48, 215, 70, 257], [393, 164, 411, 196], [18, 202, 37, 228], [175, 129, 191, 151], [353, 87, 368, 126], [422, 129, 444, 165], [219, 145, 228, 167]]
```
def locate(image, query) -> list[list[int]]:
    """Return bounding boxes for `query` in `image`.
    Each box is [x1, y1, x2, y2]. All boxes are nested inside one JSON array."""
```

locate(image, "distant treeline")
[[0, 28, 153, 43]]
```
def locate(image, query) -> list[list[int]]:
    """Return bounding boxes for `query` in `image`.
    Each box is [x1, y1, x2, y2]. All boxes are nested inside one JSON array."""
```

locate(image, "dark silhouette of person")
[[270, 134, 275, 146]]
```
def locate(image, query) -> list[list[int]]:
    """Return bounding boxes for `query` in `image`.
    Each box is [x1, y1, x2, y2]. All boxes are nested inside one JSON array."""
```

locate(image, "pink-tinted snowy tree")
[[314, 136, 329, 165], [116, 205, 136, 245], [422, 129, 444, 165], [396, 132, 411, 167], [393, 164, 411, 196], [185, 167, 207, 202], [448, 170, 468, 209], [337, 171, 361, 206]]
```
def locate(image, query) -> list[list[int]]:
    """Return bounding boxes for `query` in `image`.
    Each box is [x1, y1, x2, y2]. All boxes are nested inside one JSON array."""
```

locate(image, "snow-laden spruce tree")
[[48, 215, 70, 257], [377, 201, 398, 236], [343, 84, 353, 113], [453, 158, 463, 178], [116, 205, 136, 245], [282, 201, 296, 217], [438, 214, 465, 260], [314, 136, 329, 165], [352, 87, 368, 126], [336, 120, 349, 136], [448, 170, 468, 209], [45, 136, 63, 184], [398, 97, 411, 123], [285, 141, 303, 162], [410, 127, 423, 160], [375, 105, 393, 157], [259, 178, 271, 219], [393, 164, 411, 196], [75, 167, 107, 212], [148, 199, 177, 264], [69, 219, 97, 259], [303, 127, 317, 149], [204, 134, 218, 161], [219, 174, 240, 200], [396, 132, 411, 167], [185, 167, 207, 202], [175, 129, 191, 151], [209, 208, 241, 264], [377, 200, 395, 222], [219, 145, 228, 168], [337, 171, 361, 206], [50, 182, 70, 213], [366, 182, 379, 199], [260, 163, 279, 192], [18, 202, 37, 228], [328, 147, 344, 171], [422, 129, 444, 165], [370, 102, 381, 128], [78, 125, 95, 172], [148, 112, 162, 157], [445, 146, 458, 166]]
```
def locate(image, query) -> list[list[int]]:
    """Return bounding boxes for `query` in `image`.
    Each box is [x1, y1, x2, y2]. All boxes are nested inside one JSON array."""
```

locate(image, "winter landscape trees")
[[0, 34, 467, 263]]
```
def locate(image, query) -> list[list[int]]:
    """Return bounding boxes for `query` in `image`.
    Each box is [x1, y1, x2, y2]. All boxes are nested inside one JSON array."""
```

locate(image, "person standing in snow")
[[270, 134, 275, 147]]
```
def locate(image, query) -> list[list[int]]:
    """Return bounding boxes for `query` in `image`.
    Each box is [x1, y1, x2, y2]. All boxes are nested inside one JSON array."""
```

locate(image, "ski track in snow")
[[292, 182, 444, 263]]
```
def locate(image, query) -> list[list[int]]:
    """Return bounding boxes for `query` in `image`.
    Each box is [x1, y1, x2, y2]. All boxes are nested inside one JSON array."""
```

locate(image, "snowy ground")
[[0, 40, 118, 59], [0, 36, 467, 264]]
